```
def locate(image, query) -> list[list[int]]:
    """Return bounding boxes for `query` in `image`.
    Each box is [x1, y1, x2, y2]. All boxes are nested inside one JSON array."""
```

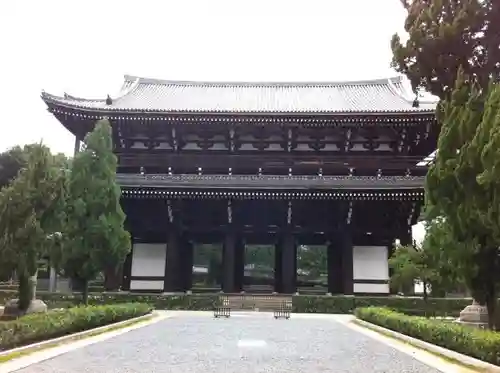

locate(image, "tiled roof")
[[116, 173, 425, 190], [41, 75, 437, 114]]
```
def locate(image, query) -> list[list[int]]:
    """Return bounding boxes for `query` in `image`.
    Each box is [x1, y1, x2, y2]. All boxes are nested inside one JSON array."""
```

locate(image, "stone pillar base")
[[3, 299, 48, 318], [457, 300, 488, 328]]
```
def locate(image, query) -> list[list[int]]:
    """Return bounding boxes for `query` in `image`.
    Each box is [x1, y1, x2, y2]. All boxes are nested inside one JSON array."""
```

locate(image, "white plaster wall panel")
[[131, 243, 167, 277], [353, 283, 390, 293], [352, 246, 389, 281], [130, 280, 164, 291]]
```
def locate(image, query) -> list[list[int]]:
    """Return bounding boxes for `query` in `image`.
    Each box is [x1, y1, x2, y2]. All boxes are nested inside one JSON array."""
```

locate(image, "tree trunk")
[[82, 279, 89, 305], [422, 280, 429, 318], [17, 252, 39, 313], [70, 276, 85, 292], [104, 265, 122, 291], [485, 284, 497, 330], [18, 273, 32, 312], [29, 269, 38, 301]]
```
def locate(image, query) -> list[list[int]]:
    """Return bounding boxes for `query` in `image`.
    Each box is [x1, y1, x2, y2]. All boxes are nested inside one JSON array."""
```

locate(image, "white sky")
[[0, 0, 425, 239], [0, 0, 408, 154]]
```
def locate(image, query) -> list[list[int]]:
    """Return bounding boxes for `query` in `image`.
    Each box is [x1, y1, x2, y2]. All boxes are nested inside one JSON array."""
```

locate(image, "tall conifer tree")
[[426, 74, 500, 328], [392, 0, 500, 99], [0, 144, 66, 312], [64, 119, 130, 304]]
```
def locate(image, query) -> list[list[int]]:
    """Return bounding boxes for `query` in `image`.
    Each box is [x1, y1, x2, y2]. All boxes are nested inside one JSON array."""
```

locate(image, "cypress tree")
[[64, 119, 130, 304], [426, 74, 500, 328]]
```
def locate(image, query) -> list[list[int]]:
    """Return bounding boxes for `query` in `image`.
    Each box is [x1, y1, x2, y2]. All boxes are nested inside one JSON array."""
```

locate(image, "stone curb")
[[0, 311, 155, 357], [354, 318, 500, 372]]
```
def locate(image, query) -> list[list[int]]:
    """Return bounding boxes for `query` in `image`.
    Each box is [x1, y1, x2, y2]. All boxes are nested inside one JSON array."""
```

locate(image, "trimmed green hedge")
[[292, 295, 471, 317], [0, 303, 152, 350], [355, 307, 500, 366], [0, 291, 221, 310], [0, 291, 472, 315]]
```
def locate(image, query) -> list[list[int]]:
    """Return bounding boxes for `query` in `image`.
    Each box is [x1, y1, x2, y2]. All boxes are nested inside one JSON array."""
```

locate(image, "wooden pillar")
[[234, 236, 245, 293], [181, 237, 194, 292], [281, 230, 297, 294], [222, 229, 236, 293], [341, 230, 354, 295], [327, 239, 343, 294], [387, 234, 397, 294], [121, 240, 133, 291], [73, 136, 81, 156], [274, 239, 283, 293], [164, 229, 181, 292]]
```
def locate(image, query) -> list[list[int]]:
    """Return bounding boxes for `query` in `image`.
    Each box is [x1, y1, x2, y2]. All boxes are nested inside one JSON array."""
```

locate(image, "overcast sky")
[[0, 0, 424, 240], [0, 0, 408, 154]]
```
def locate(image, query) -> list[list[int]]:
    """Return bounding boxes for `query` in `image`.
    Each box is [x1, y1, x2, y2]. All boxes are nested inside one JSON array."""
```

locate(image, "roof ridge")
[[123, 74, 404, 87]]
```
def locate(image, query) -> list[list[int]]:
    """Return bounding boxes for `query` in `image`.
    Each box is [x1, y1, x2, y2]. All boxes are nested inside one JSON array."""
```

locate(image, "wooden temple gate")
[[41, 75, 437, 295]]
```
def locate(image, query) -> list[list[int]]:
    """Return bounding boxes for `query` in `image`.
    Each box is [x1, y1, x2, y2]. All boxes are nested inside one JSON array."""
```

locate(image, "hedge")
[[0, 291, 472, 315], [292, 295, 471, 317], [355, 307, 500, 366], [0, 303, 152, 350], [0, 291, 221, 310]]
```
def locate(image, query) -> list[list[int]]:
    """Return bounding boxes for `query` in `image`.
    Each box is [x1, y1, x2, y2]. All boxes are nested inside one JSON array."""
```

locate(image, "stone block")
[[457, 300, 489, 328], [3, 299, 48, 317]]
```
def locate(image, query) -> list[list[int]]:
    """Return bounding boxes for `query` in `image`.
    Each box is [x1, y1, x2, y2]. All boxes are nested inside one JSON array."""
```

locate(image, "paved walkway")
[[12, 312, 442, 372]]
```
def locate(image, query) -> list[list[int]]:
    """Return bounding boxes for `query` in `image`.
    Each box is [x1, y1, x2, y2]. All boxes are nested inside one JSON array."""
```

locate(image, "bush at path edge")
[[0, 303, 152, 350], [355, 306, 500, 366]]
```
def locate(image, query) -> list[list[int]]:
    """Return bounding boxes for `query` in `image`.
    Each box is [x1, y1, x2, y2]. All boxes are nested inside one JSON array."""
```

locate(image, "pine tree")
[[392, 0, 500, 99], [426, 75, 500, 328], [0, 144, 66, 312], [64, 119, 130, 304]]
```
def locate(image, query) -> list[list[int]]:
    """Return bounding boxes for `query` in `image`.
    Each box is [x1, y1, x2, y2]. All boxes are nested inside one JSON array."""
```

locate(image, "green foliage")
[[0, 144, 67, 311], [389, 244, 423, 294], [291, 295, 469, 317], [0, 291, 221, 311], [420, 219, 465, 295], [245, 245, 274, 268], [0, 291, 471, 317], [390, 219, 465, 297], [393, 0, 500, 328], [426, 78, 500, 328], [63, 120, 131, 304], [392, 0, 500, 99], [0, 146, 27, 189], [0, 303, 152, 349], [297, 245, 327, 279], [355, 307, 500, 366]]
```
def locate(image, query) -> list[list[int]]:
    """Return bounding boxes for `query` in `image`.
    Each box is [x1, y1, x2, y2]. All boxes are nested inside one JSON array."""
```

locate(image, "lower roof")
[[41, 75, 437, 115], [117, 173, 425, 190]]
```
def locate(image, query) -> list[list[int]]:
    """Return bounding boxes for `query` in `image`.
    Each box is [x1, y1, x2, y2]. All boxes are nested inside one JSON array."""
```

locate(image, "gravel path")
[[13, 312, 441, 373]]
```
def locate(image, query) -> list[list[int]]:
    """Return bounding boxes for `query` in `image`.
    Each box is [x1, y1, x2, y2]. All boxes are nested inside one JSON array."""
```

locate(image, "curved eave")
[[42, 96, 436, 117]]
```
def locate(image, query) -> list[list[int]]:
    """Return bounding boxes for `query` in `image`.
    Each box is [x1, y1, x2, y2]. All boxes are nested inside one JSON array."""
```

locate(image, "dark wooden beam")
[[116, 152, 429, 173]]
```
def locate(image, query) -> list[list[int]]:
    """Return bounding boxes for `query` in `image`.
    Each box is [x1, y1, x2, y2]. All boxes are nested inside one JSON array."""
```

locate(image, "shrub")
[[0, 291, 473, 315], [292, 295, 471, 316], [0, 291, 220, 310], [355, 307, 500, 366], [0, 303, 152, 350]]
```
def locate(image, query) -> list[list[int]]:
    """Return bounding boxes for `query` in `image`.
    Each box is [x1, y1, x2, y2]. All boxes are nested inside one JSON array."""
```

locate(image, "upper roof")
[[41, 75, 437, 114]]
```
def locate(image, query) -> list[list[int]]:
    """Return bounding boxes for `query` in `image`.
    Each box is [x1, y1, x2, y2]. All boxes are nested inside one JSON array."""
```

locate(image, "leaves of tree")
[[392, 0, 500, 99], [0, 143, 67, 311], [63, 119, 131, 304]]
